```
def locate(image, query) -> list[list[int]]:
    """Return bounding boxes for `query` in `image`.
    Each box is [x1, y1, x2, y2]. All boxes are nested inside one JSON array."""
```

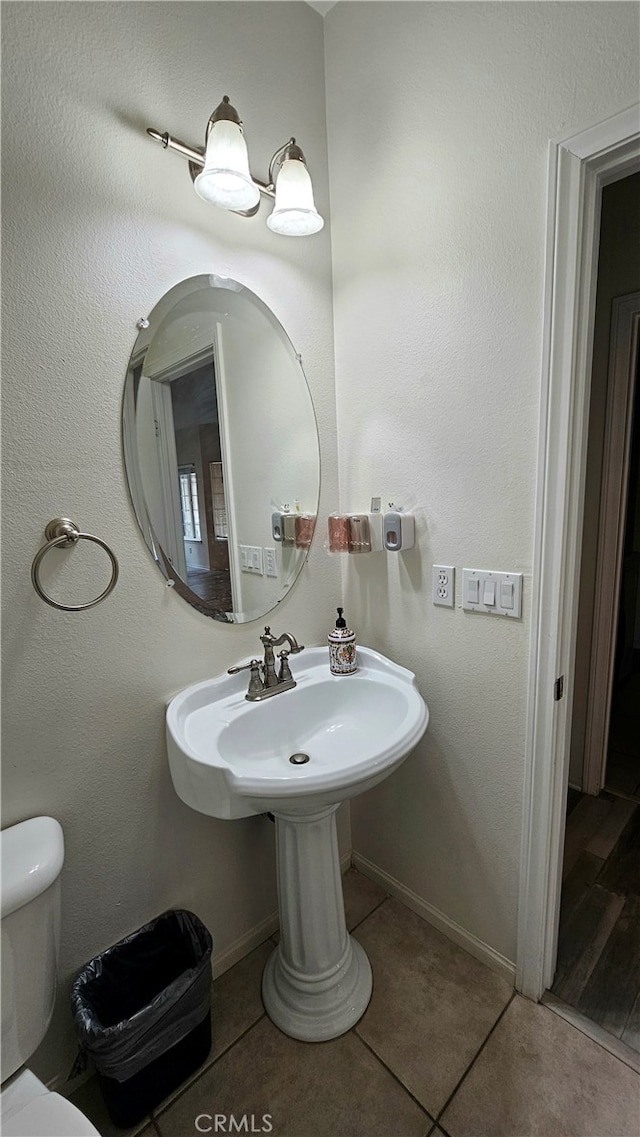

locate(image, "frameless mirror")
[[123, 275, 320, 623]]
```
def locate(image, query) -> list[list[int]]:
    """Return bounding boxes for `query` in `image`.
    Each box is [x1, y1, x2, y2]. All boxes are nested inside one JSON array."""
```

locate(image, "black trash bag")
[[71, 909, 213, 1127]]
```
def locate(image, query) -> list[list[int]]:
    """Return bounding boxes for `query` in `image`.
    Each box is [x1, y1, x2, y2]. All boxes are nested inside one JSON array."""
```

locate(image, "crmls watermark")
[[195, 1115, 274, 1134]]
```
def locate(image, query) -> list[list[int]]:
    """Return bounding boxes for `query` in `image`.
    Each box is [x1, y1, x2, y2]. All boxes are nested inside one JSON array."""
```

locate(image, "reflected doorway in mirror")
[[122, 275, 320, 623]]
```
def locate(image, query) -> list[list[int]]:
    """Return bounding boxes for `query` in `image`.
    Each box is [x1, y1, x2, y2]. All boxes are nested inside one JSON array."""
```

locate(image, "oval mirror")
[[123, 275, 320, 623]]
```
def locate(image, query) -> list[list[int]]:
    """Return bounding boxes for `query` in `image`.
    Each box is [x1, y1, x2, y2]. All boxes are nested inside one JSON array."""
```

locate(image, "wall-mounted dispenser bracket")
[[327, 501, 385, 554]]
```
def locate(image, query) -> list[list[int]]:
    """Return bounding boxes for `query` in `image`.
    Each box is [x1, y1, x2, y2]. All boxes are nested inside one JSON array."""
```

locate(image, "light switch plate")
[[461, 568, 522, 618], [239, 545, 263, 575]]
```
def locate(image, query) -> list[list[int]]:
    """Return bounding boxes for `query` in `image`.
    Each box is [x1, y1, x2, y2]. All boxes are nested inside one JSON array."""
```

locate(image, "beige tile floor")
[[71, 869, 640, 1137]]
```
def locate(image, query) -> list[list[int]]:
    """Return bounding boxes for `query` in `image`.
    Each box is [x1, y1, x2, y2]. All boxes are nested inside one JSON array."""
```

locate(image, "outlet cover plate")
[[432, 565, 455, 607], [264, 547, 278, 577]]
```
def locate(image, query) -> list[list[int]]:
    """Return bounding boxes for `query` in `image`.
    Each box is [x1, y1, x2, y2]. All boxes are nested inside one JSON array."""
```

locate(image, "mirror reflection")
[[123, 276, 320, 623]]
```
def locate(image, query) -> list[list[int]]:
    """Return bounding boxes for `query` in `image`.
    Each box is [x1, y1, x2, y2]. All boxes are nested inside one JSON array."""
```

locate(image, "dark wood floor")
[[186, 566, 232, 611], [552, 788, 640, 1052]]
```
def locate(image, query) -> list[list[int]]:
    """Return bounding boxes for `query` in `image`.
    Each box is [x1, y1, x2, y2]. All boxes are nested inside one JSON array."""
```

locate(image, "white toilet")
[[1, 816, 101, 1136]]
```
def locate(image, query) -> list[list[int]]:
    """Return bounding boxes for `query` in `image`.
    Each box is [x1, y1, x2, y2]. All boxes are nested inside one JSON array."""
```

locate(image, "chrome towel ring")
[[31, 517, 119, 611]]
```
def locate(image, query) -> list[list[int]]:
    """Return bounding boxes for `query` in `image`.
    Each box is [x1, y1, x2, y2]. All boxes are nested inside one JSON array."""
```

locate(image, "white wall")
[[325, 1, 639, 963], [218, 297, 319, 617], [1, 0, 343, 1086]]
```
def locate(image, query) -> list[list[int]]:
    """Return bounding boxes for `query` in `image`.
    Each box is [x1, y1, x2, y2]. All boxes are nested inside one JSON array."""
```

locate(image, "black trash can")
[[71, 909, 213, 1128]]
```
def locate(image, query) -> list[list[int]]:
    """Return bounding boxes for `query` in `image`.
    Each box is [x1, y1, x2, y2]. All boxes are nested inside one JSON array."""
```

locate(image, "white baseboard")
[[352, 852, 516, 986], [213, 910, 279, 977], [213, 849, 352, 977]]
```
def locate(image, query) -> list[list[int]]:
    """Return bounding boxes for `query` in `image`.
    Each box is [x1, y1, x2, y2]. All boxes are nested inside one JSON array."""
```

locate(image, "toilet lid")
[[3, 1091, 101, 1136]]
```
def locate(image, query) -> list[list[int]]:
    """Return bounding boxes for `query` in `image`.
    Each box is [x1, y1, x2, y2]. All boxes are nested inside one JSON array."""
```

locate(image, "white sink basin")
[[166, 643, 428, 1043], [166, 645, 428, 819]]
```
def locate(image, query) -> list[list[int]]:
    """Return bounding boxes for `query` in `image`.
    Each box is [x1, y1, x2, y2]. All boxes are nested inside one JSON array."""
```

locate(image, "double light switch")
[[462, 568, 522, 618]]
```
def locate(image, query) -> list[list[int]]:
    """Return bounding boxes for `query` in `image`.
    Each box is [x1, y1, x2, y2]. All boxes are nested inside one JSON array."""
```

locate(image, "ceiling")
[[305, 1, 339, 15]]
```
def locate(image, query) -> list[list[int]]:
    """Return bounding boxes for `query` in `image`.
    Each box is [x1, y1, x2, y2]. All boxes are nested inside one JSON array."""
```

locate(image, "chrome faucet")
[[228, 627, 304, 701], [260, 627, 304, 687]]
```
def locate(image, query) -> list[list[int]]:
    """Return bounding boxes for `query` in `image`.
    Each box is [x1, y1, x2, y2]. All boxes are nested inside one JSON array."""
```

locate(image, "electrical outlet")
[[433, 564, 455, 607], [264, 547, 278, 578]]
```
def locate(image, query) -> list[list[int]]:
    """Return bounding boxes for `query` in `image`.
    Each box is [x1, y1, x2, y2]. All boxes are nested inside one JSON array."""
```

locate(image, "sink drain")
[[289, 752, 310, 765]]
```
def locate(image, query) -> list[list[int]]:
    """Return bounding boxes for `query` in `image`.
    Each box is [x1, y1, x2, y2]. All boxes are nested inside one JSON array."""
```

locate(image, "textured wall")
[[1, 0, 342, 1085], [324, 1, 639, 963]]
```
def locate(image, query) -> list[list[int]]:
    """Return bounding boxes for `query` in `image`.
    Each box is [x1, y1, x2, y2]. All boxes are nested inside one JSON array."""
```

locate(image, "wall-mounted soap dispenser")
[[271, 512, 284, 542], [383, 509, 415, 551], [327, 498, 416, 554]]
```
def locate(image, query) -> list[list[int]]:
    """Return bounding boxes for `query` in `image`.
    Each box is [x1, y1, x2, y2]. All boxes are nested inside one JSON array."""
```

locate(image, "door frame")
[[152, 380, 188, 579], [212, 323, 241, 614], [517, 105, 640, 1001], [583, 294, 640, 795]]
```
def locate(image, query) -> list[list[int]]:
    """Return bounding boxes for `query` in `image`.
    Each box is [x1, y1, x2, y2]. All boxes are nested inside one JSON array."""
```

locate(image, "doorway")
[[517, 106, 640, 1010], [605, 338, 640, 800], [549, 176, 640, 1054], [569, 176, 640, 803], [169, 362, 233, 614], [571, 177, 640, 803]]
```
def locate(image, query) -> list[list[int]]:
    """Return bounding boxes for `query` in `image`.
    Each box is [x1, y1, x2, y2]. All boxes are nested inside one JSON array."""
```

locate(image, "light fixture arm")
[[146, 128, 207, 169]]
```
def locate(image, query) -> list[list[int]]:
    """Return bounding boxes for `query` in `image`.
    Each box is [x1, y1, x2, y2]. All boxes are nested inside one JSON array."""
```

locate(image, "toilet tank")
[[1, 817, 65, 1082]]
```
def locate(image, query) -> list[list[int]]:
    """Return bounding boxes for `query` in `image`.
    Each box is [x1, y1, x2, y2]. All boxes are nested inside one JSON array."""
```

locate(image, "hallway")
[[552, 789, 640, 1052], [605, 654, 640, 799]]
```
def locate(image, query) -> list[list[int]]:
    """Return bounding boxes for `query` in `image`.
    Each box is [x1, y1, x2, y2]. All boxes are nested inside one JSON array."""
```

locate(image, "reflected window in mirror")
[[178, 467, 201, 542], [210, 462, 229, 541]]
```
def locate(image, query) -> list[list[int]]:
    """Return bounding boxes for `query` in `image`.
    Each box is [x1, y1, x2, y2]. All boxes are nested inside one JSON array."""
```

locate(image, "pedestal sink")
[[166, 645, 428, 1041]]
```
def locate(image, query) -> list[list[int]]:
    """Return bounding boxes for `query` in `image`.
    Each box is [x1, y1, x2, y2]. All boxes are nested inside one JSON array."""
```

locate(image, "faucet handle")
[[228, 658, 261, 675], [278, 650, 293, 683], [228, 658, 263, 698]]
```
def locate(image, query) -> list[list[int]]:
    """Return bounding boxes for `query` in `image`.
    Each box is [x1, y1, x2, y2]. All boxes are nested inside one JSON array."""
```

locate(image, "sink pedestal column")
[[262, 804, 372, 1041]]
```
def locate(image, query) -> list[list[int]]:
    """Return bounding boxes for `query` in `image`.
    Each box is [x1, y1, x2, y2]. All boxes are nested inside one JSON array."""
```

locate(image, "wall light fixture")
[[147, 96, 324, 237]]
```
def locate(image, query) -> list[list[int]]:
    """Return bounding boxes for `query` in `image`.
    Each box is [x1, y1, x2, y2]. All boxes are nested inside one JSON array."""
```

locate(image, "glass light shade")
[[194, 120, 260, 211], [267, 159, 324, 236]]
